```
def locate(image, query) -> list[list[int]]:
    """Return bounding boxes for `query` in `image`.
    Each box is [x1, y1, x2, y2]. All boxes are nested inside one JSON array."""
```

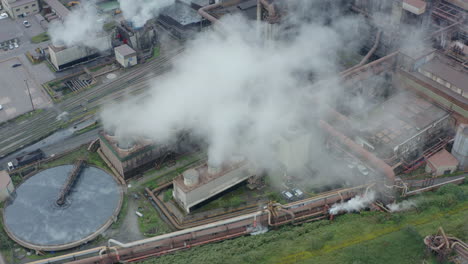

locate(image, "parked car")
[[13, 42, 18, 48], [357, 164, 369, 176], [292, 188, 304, 198], [0, 13, 8, 19], [23, 20, 31, 28], [11, 63, 21, 68], [9, 43, 14, 50], [0, 104, 3, 110], [281, 190, 294, 201]]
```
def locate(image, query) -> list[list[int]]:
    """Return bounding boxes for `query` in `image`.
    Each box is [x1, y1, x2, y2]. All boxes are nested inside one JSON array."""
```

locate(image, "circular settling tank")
[[3, 165, 122, 251]]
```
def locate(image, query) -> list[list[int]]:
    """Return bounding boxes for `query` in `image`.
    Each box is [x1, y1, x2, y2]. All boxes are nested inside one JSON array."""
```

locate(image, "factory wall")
[[99, 135, 168, 179], [100, 137, 125, 177], [173, 167, 253, 213], [2, 0, 39, 18], [425, 162, 457, 176], [116, 53, 137, 68], [49, 35, 112, 70]]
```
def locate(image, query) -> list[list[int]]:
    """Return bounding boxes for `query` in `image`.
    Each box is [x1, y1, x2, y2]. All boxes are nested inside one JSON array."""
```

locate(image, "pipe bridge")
[[56, 159, 86, 206]]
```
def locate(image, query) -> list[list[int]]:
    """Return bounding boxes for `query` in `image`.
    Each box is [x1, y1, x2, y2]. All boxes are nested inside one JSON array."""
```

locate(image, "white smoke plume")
[[119, 0, 175, 27], [387, 200, 416, 212], [48, 0, 108, 50], [329, 191, 376, 215], [101, 6, 369, 172]]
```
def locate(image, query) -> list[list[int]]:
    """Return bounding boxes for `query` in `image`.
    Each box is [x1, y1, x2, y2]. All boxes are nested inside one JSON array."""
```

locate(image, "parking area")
[[0, 57, 51, 123], [15, 13, 45, 39]]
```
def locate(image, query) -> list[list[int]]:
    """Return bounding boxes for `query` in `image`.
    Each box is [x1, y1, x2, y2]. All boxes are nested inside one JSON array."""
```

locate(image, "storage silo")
[[452, 124, 468, 170], [183, 168, 200, 187]]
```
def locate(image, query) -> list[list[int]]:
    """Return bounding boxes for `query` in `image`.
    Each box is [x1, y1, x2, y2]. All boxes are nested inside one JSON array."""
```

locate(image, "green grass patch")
[[147, 46, 160, 61], [13, 109, 44, 123], [141, 183, 468, 264], [112, 194, 128, 229], [137, 195, 172, 237], [31, 32, 50, 43], [163, 188, 173, 202]]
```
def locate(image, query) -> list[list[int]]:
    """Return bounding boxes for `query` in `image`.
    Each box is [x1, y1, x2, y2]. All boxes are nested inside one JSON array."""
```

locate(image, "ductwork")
[[319, 120, 395, 184], [259, 0, 278, 23]]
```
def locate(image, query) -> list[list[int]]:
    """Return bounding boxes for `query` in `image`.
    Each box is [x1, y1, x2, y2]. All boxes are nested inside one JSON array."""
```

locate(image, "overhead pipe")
[[341, 30, 382, 75], [319, 120, 395, 184], [198, 0, 243, 24]]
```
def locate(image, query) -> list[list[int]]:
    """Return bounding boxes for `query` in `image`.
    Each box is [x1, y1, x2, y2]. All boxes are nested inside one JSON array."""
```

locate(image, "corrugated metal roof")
[[420, 57, 468, 92]]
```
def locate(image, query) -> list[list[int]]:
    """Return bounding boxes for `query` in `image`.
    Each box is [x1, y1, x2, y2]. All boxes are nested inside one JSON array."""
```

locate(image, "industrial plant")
[[0, 0, 467, 264]]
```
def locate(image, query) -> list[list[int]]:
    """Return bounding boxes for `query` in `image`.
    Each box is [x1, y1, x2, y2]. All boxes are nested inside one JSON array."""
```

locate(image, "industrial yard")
[[0, 0, 467, 264]]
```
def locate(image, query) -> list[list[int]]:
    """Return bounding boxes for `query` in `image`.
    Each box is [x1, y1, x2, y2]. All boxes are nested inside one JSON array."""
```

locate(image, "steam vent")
[[2, 165, 123, 251]]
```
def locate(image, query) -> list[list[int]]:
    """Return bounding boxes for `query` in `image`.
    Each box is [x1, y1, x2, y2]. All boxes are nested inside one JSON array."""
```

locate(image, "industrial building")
[[98, 129, 198, 180], [0, 170, 14, 202], [158, 0, 204, 40], [349, 91, 451, 166], [48, 34, 112, 70], [173, 160, 254, 213], [1, 0, 39, 18], [98, 131, 168, 179], [115, 20, 157, 55], [115, 44, 137, 68], [425, 149, 459, 176]]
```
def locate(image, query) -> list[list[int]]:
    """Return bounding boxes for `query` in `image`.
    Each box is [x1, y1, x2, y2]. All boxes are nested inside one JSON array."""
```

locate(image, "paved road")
[[0, 46, 183, 159]]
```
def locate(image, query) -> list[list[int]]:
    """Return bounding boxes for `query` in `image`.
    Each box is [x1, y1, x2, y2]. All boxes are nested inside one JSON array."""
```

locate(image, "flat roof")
[[160, 1, 202, 26], [0, 19, 22, 43], [427, 149, 459, 168], [8, 0, 37, 7], [174, 161, 248, 193], [354, 91, 449, 148], [420, 57, 468, 92], [43, 0, 70, 18], [403, 0, 427, 10], [0, 170, 11, 188], [114, 44, 136, 57]]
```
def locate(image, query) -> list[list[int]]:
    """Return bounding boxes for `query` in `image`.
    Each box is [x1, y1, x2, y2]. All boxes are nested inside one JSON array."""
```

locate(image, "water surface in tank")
[[4, 165, 121, 247]]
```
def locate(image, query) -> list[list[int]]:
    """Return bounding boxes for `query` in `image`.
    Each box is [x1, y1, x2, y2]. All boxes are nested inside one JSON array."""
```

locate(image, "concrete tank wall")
[[452, 124, 468, 170]]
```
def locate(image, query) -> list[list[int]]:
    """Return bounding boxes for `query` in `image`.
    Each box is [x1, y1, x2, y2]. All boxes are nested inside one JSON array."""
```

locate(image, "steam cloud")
[[48, 0, 108, 50], [101, 11, 370, 171], [329, 191, 376, 215], [387, 200, 416, 212], [119, 0, 175, 27]]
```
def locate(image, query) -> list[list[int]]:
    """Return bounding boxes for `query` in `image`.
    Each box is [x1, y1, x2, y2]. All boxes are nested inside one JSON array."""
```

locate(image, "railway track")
[[0, 47, 184, 158]]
